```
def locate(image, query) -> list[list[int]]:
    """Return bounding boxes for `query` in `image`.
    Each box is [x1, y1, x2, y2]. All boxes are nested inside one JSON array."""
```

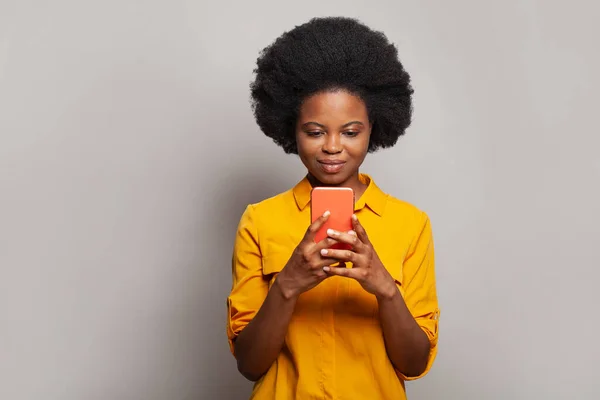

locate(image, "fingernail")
[[349, 230, 356, 236], [323, 210, 330, 217], [321, 249, 328, 255], [327, 229, 335, 236], [323, 266, 330, 272], [352, 214, 358, 221]]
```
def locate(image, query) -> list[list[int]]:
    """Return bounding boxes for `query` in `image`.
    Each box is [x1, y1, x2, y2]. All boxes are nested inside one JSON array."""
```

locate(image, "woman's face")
[[295, 90, 371, 187]]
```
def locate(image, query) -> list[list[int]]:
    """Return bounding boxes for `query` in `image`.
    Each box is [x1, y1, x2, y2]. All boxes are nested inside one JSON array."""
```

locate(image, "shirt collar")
[[292, 173, 388, 216]]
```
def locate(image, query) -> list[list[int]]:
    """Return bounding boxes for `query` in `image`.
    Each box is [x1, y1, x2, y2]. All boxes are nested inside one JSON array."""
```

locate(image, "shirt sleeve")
[[397, 211, 440, 381], [226, 204, 268, 356]]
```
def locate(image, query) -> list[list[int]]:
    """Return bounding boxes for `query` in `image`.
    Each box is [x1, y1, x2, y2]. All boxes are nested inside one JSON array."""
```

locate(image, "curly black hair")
[[250, 16, 414, 154]]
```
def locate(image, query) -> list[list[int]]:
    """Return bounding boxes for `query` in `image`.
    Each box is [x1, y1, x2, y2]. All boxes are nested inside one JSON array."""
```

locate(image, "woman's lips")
[[317, 160, 346, 174]]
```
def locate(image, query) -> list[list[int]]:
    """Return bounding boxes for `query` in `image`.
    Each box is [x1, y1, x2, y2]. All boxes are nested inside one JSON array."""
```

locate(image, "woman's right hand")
[[275, 211, 341, 300]]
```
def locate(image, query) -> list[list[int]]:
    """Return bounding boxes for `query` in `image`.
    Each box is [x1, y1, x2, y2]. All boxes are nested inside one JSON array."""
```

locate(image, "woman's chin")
[[308, 171, 352, 187]]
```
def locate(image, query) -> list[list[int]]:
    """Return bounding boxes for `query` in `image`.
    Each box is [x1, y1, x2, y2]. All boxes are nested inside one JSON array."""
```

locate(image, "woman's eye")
[[307, 131, 324, 136], [344, 131, 359, 137]]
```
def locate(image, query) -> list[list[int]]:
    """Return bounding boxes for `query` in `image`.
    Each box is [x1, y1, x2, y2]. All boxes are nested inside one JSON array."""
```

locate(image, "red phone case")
[[310, 187, 354, 250]]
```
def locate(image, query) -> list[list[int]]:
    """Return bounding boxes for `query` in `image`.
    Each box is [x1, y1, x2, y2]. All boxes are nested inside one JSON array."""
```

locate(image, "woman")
[[226, 17, 440, 400]]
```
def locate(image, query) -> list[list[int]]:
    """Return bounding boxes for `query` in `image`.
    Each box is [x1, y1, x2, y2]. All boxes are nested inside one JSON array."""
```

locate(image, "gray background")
[[1, 0, 599, 399]]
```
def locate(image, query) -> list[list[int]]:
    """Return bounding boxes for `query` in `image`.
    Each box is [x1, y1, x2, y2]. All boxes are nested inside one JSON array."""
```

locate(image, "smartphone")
[[310, 186, 354, 250]]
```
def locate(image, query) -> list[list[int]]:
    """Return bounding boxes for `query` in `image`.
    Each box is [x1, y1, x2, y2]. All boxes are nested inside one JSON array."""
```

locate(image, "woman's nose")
[[322, 133, 342, 154]]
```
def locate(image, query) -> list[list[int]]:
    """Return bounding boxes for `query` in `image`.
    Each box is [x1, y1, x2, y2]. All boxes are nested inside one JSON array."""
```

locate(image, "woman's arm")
[[325, 251, 431, 377], [376, 287, 431, 377], [230, 209, 339, 381], [233, 277, 297, 381], [323, 212, 439, 378]]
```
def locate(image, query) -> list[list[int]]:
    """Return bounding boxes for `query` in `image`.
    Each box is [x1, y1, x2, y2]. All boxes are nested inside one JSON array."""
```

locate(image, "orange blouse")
[[227, 174, 440, 399]]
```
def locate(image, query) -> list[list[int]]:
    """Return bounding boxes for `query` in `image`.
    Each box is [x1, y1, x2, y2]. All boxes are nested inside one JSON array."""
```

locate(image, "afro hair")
[[250, 16, 414, 154]]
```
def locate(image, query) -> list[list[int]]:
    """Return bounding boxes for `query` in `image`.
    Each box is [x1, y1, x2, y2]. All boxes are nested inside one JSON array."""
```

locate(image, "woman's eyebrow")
[[301, 121, 365, 129], [341, 121, 364, 128], [301, 122, 326, 128]]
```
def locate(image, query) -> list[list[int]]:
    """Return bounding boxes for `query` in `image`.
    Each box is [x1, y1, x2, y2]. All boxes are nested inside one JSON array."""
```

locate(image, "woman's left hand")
[[322, 214, 398, 300]]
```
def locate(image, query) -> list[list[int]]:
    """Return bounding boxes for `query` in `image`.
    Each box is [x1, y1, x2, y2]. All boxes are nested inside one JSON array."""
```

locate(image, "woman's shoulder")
[[236, 188, 302, 248], [238, 187, 296, 223], [249, 187, 295, 212], [382, 193, 431, 228]]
